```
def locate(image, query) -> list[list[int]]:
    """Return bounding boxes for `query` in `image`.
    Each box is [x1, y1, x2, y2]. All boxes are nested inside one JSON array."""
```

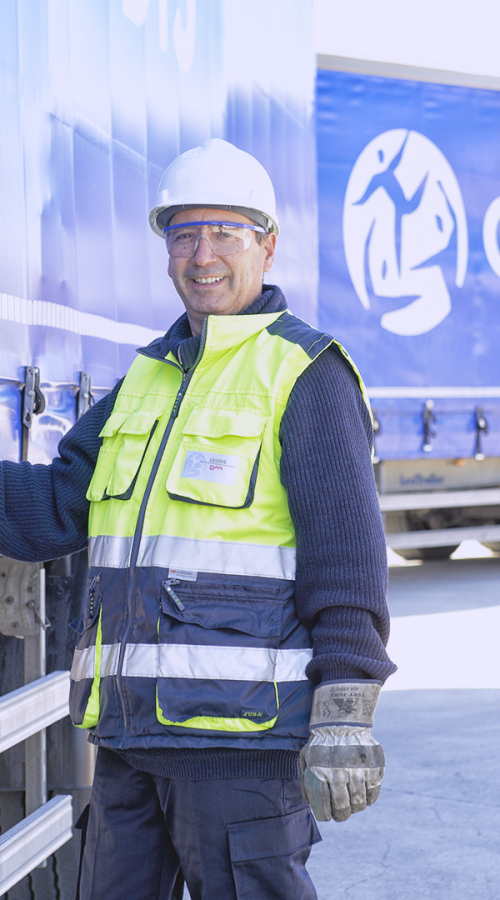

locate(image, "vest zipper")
[[162, 578, 185, 611], [116, 318, 207, 738], [88, 574, 101, 619]]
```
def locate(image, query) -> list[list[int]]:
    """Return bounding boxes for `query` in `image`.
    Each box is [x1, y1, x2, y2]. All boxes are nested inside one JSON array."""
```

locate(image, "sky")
[[314, 0, 500, 78]]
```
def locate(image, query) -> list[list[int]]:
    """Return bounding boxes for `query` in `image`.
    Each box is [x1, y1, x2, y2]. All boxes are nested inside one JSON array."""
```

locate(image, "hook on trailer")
[[76, 371, 94, 419], [422, 399, 436, 453], [21, 367, 46, 462], [474, 406, 488, 461]]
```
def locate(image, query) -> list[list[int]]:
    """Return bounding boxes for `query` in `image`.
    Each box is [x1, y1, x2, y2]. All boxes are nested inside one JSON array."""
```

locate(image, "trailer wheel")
[[385, 511, 459, 561], [393, 545, 459, 561]]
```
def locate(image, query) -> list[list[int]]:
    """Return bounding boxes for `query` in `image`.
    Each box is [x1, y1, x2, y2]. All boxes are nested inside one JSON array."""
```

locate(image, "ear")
[[263, 234, 277, 272], [167, 258, 172, 278]]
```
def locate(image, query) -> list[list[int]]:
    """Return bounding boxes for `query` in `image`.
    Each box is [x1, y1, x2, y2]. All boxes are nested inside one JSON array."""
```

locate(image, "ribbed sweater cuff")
[[307, 604, 397, 686]]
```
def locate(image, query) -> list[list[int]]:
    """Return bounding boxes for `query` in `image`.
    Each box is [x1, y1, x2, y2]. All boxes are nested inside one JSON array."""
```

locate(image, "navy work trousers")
[[77, 747, 321, 900]]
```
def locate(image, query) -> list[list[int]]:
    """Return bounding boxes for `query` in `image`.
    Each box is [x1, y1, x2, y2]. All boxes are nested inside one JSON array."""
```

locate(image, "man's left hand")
[[300, 680, 385, 822], [300, 724, 385, 822]]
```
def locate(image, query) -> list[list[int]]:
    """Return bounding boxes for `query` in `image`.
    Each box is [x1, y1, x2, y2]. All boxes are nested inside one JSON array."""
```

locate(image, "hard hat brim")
[[150, 201, 279, 238]]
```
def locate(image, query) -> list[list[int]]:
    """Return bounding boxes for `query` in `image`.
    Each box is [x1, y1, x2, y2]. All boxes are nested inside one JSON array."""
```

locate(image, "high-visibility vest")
[[69, 310, 370, 751]]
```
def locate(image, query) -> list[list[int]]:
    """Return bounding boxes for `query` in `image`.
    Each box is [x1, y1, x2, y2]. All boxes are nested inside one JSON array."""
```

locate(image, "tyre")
[[385, 511, 459, 561], [393, 545, 459, 561]]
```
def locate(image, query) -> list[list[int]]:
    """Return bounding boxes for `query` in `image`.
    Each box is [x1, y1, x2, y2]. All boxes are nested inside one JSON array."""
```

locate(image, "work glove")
[[300, 681, 384, 822]]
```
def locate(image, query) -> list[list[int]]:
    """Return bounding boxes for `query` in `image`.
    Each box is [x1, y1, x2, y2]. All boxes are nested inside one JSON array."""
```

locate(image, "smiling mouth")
[[192, 276, 225, 285]]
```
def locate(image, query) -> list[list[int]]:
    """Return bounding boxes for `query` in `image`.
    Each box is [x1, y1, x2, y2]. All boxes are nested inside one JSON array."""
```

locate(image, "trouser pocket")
[[227, 807, 321, 900]]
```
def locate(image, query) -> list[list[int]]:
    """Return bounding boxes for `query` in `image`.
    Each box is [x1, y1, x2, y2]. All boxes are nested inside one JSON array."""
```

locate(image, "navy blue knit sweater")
[[0, 286, 395, 779]]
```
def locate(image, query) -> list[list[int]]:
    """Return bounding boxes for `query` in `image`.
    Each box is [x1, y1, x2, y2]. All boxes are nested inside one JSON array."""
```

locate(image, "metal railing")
[[0, 561, 74, 896], [0, 674, 73, 894]]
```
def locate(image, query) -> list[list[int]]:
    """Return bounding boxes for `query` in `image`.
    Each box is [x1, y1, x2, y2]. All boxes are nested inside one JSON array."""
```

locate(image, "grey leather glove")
[[300, 681, 385, 822]]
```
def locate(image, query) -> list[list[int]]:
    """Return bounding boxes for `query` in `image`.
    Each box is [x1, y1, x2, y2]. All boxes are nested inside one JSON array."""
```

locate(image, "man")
[[0, 139, 395, 899]]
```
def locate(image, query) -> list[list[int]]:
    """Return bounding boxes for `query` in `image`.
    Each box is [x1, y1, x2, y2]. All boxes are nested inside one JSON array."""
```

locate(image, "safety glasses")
[[163, 221, 267, 257]]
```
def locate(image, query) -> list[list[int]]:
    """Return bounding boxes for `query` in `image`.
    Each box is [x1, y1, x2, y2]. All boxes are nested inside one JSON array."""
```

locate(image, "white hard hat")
[[149, 138, 280, 237]]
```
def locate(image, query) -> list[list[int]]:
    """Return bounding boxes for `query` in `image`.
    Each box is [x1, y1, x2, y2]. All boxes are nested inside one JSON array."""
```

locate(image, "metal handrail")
[[0, 671, 70, 753], [0, 795, 73, 895], [0, 671, 73, 891]]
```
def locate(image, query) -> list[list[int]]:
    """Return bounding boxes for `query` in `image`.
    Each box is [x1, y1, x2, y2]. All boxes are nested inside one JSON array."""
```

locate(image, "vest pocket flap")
[[99, 409, 160, 438], [89, 416, 159, 501], [166, 413, 264, 508], [182, 408, 268, 439], [160, 592, 284, 638], [166, 448, 258, 508], [99, 411, 129, 438], [118, 410, 160, 435]]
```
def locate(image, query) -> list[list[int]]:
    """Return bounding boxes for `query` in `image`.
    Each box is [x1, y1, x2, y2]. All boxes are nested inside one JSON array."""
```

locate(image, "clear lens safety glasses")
[[163, 221, 267, 257]]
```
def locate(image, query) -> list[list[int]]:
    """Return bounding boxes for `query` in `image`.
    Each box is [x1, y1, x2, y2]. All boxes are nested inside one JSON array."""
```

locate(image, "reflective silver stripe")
[[121, 644, 312, 682], [71, 643, 312, 682], [70, 646, 95, 682], [70, 644, 120, 681], [157, 645, 276, 682], [89, 535, 296, 581], [101, 643, 120, 678], [276, 649, 313, 683], [123, 642, 158, 678], [89, 536, 132, 569]]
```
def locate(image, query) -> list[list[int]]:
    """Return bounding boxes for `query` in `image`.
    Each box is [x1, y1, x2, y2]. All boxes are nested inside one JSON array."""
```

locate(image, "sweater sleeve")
[[279, 346, 396, 686], [0, 381, 122, 562]]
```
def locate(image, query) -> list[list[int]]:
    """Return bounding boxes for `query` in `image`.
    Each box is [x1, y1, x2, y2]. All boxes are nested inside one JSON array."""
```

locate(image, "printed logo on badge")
[[181, 450, 239, 486]]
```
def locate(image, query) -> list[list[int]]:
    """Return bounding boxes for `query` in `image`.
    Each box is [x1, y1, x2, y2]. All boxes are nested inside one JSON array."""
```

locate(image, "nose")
[[191, 233, 218, 264]]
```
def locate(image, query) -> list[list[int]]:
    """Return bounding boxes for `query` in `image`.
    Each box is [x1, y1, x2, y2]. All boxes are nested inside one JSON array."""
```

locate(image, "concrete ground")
[[308, 689, 500, 900], [182, 543, 500, 899], [308, 546, 500, 900]]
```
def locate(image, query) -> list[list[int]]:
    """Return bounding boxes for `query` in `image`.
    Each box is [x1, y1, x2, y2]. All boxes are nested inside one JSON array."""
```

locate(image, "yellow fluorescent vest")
[[70, 311, 370, 748]]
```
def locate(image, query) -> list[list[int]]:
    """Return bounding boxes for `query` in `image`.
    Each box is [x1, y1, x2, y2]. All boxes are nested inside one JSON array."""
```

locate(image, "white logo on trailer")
[[122, 0, 196, 67], [343, 130, 468, 336]]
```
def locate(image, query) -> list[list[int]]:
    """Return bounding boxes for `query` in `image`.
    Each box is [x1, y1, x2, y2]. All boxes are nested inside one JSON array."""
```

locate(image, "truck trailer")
[[0, 2, 316, 896], [315, 9, 500, 559]]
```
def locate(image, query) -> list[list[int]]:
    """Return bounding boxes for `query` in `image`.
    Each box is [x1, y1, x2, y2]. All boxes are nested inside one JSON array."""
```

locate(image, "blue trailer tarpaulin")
[[0, 0, 316, 461], [316, 68, 500, 459]]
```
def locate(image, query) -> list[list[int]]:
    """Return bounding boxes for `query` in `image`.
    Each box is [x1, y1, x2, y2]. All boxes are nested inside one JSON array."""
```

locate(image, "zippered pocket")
[[156, 579, 283, 733]]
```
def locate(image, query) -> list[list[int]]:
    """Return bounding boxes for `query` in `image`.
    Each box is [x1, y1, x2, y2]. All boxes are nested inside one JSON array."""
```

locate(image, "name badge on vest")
[[181, 450, 239, 486]]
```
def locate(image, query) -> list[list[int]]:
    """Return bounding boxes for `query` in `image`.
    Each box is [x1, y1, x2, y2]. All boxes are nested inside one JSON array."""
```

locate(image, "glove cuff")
[[309, 680, 382, 729], [306, 743, 385, 769]]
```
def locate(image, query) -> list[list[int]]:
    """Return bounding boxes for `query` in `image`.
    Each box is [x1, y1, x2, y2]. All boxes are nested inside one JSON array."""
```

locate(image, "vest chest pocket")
[[166, 408, 269, 509], [86, 410, 160, 502], [157, 580, 283, 734]]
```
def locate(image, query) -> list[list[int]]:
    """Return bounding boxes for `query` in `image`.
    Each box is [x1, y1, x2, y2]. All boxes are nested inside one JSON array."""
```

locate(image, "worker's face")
[[167, 208, 276, 335]]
